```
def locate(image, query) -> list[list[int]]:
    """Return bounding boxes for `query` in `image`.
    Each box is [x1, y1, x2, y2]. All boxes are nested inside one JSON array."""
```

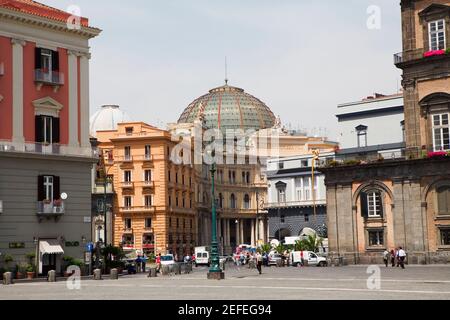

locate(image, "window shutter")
[[53, 176, 60, 200], [360, 192, 368, 218], [35, 116, 44, 143], [378, 191, 384, 218], [37, 175, 45, 201], [52, 117, 60, 143], [35, 48, 42, 69], [52, 50, 59, 71]]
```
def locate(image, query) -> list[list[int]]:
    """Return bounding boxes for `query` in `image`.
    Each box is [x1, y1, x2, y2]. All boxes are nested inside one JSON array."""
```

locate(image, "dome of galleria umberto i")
[[177, 83, 276, 132]]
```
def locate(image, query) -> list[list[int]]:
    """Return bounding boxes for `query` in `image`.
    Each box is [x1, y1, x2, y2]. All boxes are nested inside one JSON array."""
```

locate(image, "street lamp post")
[[207, 163, 225, 280]]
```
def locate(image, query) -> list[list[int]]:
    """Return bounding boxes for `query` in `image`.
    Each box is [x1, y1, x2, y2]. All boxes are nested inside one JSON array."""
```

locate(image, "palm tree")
[[260, 243, 272, 254], [302, 235, 323, 252], [294, 240, 307, 252], [275, 243, 285, 255]]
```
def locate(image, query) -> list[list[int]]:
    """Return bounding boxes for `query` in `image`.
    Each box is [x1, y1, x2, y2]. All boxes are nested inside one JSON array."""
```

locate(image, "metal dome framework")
[[178, 84, 276, 131]]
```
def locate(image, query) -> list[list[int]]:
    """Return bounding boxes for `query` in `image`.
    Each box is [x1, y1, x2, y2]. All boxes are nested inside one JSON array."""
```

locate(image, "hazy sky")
[[41, 0, 402, 140]]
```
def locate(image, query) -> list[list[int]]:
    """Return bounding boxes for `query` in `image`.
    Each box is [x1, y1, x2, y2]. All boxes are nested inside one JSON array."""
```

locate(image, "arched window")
[[230, 194, 236, 209], [437, 186, 450, 215], [244, 194, 250, 209], [360, 190, 383, 218]]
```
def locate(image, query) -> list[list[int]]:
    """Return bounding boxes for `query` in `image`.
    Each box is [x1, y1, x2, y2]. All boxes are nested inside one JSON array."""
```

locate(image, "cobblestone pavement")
[[1, 264, 450, 300]]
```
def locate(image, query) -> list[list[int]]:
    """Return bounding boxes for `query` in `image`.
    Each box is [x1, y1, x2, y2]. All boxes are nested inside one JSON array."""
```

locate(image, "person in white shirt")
[[398, 247, 406, 269], [383, 250, 389, 267]]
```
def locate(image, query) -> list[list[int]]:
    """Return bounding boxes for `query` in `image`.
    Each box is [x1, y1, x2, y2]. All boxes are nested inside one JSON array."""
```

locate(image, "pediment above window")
[[355, 125, 368, 132], [419, 4, 450, 21], [33, 97, 63, 117], [275, 181, 287, 189]]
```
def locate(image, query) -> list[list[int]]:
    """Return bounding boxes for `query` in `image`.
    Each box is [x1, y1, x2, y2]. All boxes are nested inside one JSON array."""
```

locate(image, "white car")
[[291, 251, 328, 267], [160, 254, 175, 266]]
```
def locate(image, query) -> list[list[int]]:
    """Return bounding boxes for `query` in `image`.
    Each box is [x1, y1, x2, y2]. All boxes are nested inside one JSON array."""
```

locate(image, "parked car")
[[160, 254, 175, 266], [268, 254, 283, 266]]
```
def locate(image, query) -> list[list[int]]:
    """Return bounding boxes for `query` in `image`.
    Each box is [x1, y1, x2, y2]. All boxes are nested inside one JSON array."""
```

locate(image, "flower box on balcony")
[[427, 151, 449, 158], [423, 50, 446, 58]]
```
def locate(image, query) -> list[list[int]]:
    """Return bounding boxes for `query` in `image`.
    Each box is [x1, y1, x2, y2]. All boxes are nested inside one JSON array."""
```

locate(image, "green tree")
[[260, 244, 272, 254], [275, 244, 285, 254], [302, 235, 323, 252]]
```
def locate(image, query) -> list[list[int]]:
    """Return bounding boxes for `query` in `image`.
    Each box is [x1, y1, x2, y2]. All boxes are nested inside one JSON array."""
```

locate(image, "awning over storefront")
[[39, 240, 64, 255]]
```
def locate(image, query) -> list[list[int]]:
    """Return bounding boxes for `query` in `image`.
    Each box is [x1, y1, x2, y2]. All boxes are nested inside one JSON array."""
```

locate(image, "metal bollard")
[[93, 269, 102, 280], [3, 272, 13, 285], [110, 268, 118, 280], [47, 270, 56, 282]]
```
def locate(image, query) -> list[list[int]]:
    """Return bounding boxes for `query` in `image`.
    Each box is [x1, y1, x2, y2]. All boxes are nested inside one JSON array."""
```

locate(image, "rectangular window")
[[279, 162, 285, 170], [304, 214, 309, 222], [97, 199, 104, 212], [169, 218, 172, 227], [145, 195, 153, 208], [278, 188, 286, 203], [144, 170, 152, 182], [145, 218, 152, 229], [368, 230, 384, 246], [304, 177, 311, 201], [35, 115, 59, 144], [433, 114, 450, 151], [367, 192, 382, 217], [441, 229, 450, 246], [44, 176, 54, 201], [295, 178, 303, 201], [124, 218, 132, 229], [145, 145, 151, 159], [358, 131, 367, 148], [125, 127, 133, 136], [124, 196, 132, 208], [124, 170, 132, 182], [124, 146, 131, 161], [429, 20, 446, 51], [280, 215, 285, 223]]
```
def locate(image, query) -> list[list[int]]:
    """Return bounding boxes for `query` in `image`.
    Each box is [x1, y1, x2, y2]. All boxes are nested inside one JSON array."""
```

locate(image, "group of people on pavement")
[[383, 247, 407, 269]]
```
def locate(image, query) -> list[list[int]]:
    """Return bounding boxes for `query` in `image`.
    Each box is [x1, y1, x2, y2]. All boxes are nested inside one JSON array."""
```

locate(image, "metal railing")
[[121, 181, 134, 188], [394, 52, 403, 64], [265, 199, 327, 209], [37, 200, 65, 215], [0, 140, 96, 158], [34, 69, 64, 85]]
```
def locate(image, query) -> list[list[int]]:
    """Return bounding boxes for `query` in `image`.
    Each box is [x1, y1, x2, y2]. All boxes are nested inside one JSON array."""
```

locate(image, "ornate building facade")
[[322, 0, 450, 265]]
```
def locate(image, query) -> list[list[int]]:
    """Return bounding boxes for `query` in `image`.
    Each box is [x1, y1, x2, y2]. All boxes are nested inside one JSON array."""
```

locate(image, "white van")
[[195, 247, 210, 267], [291, 251, 327, 267]]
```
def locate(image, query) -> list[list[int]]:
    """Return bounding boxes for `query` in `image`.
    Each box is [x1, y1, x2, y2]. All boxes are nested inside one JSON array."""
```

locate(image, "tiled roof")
[[0, 0, 90, 27]]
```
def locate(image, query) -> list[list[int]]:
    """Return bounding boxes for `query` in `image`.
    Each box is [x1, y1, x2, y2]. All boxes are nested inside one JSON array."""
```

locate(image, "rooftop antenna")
[[225, 56, 228, 85]]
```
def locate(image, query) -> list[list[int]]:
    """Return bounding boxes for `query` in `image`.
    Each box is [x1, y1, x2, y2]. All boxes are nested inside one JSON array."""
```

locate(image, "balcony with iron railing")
[[121, 181, 135, 189], [394, 48, 449, 66], [116, 155, 133, 163], [265, 199, 327, 209], [34, 69, 64, 86], [0, 140, 97, 158], [37, 200, 65, 216], [118, 206, 156, 213]]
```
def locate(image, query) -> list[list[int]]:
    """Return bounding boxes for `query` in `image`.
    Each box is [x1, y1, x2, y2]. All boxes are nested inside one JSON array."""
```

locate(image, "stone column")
[[68, 50, 79, 147], [240, 219, 244, 245], [235, 219, 240, 245], [79, 53, 91, 148], [251, 219, 255, 246], [11, 38, 26, 144]]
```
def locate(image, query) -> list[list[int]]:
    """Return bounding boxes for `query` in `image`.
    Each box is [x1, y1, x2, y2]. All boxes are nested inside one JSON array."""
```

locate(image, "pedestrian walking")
[[256, 252, 263, 275], [398, 247, 407, 269], [141, 254, 147, 273], [390, 249, 396, 267], [156, 253, 161, 273], [383, 250, 389, 267]]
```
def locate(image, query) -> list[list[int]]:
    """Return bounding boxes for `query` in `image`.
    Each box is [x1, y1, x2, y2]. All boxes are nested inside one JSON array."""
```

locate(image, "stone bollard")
[[93, 269, 102, 280], [161, 265, 169, 276], [47, 270, 56, 282], [148, 268, 157, 278], [174, 264, 181, 275], [3, 272, 13, 285], [110, 268, 118, 280]]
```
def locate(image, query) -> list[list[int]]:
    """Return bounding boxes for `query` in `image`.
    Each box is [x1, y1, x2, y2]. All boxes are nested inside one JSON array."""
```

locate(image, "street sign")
[[84, 251, 91, 264]]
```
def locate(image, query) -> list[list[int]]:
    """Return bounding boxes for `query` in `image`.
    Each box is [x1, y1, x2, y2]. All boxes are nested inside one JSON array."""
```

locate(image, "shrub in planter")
[[343, 160, 361, 166], [26, 264, 35, 279]]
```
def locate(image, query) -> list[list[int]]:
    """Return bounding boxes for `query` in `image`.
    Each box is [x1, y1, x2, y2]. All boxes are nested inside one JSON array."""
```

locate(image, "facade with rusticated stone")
[[321, 0, 450, 265]]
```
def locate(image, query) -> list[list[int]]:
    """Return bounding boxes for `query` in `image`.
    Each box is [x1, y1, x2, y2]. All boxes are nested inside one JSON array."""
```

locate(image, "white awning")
[[39, 240, 64, 255]]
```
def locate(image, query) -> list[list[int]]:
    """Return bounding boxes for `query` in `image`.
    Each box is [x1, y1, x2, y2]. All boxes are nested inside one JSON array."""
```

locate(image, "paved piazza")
[[1, 265, 450, 300]]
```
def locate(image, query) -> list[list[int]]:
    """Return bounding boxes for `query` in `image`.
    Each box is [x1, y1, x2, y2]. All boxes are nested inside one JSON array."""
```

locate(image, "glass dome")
[[178, 84, 276, 131]]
